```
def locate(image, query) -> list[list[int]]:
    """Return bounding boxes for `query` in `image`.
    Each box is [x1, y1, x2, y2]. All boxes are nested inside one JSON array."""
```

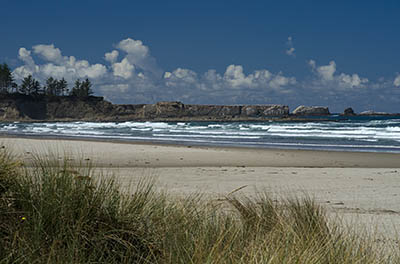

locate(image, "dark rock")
[[292, 105, 330, 116], [343, 107, 355, 116]]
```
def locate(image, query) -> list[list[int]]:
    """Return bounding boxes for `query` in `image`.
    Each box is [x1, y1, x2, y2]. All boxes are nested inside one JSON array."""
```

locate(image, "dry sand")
[[2, 136, 400, 239]]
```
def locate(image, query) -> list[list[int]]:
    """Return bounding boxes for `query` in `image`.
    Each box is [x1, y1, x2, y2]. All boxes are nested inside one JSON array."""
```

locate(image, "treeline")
[[0, 63, 93, 98]]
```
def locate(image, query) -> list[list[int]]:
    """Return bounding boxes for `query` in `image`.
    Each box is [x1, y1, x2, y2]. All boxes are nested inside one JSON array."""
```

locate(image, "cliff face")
[[139, 102, 289, 119], [0, 95, 115, 121], [0, 96, 290, 121], [292, 105, 330, 116]]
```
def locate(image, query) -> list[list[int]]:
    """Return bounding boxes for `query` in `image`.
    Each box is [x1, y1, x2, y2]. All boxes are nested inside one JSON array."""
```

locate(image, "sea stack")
[[343, 107, 356, 116]]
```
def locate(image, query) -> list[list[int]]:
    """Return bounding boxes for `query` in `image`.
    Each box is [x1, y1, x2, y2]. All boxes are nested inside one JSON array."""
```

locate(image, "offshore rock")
[[292, 105, 330, 116], [343, 107, 355, 116], [359, 110, 390, 116]]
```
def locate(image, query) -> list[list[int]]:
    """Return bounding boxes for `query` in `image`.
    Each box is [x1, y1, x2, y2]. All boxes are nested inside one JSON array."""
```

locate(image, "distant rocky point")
[[0, 95, 293, 122], [359, 110, 390, 116], [292, 105, 330, 116], [0, 94, 396, 122]]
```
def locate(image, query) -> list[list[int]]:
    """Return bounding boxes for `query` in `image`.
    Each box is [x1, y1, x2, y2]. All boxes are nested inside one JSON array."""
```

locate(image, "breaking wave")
[[1, 116, 400, 152]]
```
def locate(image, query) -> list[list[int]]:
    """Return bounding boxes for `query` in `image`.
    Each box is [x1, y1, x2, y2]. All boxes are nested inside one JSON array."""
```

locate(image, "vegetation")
[[0, 63, 94, 98], [0, 147, 398, 263], [70, 78, 93, 98], [44, 77, 68, 96], [19, 75, 41, 95], [0, 64, 17, 94]]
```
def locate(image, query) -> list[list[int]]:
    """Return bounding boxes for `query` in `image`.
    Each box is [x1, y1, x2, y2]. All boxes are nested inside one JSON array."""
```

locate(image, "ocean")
[[1, 115, 400, 153]]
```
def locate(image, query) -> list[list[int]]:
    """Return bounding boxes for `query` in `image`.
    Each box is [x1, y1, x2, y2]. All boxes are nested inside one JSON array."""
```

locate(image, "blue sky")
[[2, 0, 400, 112]]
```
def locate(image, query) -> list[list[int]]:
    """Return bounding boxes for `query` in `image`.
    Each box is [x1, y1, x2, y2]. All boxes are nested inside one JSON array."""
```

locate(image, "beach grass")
[[0, 147, 397, 263]]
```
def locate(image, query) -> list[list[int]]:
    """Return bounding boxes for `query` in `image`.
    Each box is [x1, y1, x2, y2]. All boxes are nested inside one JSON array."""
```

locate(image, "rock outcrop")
[[343, 107, 355, 116], [359, 110, 390, 116], [0, 95, 291, 121], [292, 105, 330, 116], [139, 102, 289, 119]]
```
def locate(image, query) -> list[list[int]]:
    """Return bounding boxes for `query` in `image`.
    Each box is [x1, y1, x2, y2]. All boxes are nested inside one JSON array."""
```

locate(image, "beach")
[[3, 136, 400, 238]]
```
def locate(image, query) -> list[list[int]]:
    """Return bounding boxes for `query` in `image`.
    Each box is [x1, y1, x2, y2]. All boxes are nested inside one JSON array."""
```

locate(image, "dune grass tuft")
[[0, 146, 397, 263]]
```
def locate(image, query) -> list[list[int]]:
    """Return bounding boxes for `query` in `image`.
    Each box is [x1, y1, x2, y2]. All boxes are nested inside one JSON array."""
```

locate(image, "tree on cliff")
[[44, 77, 68, 96], [19, 75, 41, 95], [70, 78, 93, 98], [0, 63, 17, 94]]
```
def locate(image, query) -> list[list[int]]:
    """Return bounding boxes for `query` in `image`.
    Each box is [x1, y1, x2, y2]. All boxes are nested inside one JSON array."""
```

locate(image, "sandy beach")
[[2, 136, 400, 239]]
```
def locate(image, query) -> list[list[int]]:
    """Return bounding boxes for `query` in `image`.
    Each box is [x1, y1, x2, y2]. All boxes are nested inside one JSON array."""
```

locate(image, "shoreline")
[[2, 135, 400, 168], [2, 133, 400, 156]]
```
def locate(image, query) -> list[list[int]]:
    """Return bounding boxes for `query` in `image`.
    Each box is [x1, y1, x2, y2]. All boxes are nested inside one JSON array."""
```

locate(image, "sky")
[[1, 0, 400, 113]]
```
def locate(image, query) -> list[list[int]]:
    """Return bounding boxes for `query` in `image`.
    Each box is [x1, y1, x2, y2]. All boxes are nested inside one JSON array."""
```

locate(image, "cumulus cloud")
[[162, 65, 296, 97], [286, 36, 296, 57], [104, 50, 119, 63], [13, 44, 107, 82], [220, 65, 296, 91], [112, 58, 135, 79], [309, 60, 368, 88], [164, 68, 199, 86], [116, 38, 149, 59], [11, 37, 400, 112], [13, 48, 39, 78], [113, 38, 161, 77], [394, 75, 400, 87], [33, 44, 63, 63], [224, 65, 253, 88], [18, 48, 35, 66]]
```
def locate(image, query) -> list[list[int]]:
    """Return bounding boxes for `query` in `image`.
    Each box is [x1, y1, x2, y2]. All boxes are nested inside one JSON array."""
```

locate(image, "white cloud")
[[13, 48, 39, 78], [220, 65, 295, 90], [116, 38, 149, 58], [339, 73, 367, 88], [394, 75, 400, 87], [269, 74, 296, 90], [112, 58, 135, 79], [165, 68, 198, 83], [104, 50, 119, 63], [33, 44, 63, 63], [12, 38, 298, 104], [224, 65, 253, 88], [99, 84, 130, 93], [286, 36, 296, 57], [310, 60, 336, 81], [13, 45, 107, 82], [13, 37, 400, 112], [112, 38, 162, 78], [18, 48, 34, 65], [309, 60, 368, 88]]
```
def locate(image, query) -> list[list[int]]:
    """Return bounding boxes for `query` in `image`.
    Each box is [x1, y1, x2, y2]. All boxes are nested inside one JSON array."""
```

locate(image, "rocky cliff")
[[0, 95, 114, 121], [292, 105, 330, 116], [0, 95, 291, 122]]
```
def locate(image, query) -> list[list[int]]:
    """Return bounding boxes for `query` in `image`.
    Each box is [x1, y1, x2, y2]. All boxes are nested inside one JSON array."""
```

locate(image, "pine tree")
[[57, 78, 68, 96], [70, 78, 93, 98], [45, 77, 57, 96], [0, 63, 17, 93], [19, 75, 41, 95], [81, 78, 93, 97]]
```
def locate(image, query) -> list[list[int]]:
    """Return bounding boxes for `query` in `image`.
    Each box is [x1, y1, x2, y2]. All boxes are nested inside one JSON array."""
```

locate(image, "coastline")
[[2, 134, 400, 168], [3, 136, 400, 238]]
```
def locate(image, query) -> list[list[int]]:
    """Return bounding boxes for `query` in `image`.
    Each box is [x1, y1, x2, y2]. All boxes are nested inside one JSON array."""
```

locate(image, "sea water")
[[1, 116, 400, 153]]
